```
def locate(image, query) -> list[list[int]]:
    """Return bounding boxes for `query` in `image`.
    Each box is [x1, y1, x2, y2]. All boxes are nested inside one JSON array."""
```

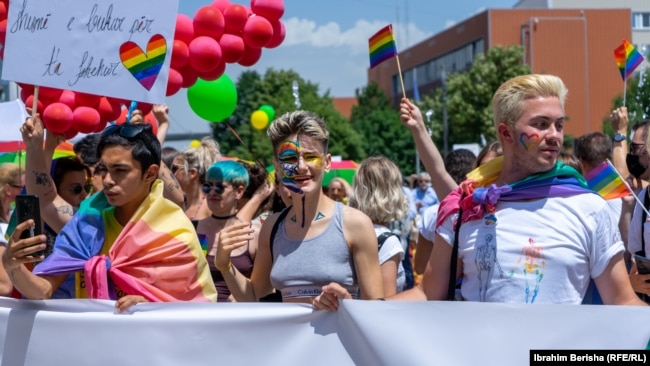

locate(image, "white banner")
[[2, 0, 178, 104], [0, 297, 647, 366]]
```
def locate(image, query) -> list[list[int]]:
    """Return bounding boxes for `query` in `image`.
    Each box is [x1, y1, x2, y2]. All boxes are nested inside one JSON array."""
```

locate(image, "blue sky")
[[178, 0, 518, 97]]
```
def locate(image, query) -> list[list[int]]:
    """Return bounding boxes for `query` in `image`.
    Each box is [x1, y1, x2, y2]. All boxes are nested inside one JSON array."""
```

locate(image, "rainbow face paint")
[[277, 140, 303, 194], [519, 132, 540, 151]]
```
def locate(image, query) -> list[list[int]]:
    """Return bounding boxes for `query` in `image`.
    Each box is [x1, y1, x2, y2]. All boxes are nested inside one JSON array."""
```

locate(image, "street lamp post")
[[441, 69, 448, 157]]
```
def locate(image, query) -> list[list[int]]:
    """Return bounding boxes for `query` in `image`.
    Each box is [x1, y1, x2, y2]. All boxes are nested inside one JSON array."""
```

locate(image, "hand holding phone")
[[635, 254, 650, 276], [15, 194, 45, 258]]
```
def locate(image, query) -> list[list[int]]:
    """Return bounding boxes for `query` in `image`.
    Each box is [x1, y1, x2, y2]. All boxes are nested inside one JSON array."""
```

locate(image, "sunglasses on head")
[[201, 182, 226, 195], [102, 124, 146, 138]]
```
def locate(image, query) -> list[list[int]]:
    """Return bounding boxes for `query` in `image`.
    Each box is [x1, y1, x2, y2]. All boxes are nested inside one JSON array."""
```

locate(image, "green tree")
[[214, 69, 364, 166], [418, 45, 531, 148], [350, 83, 415, 174]]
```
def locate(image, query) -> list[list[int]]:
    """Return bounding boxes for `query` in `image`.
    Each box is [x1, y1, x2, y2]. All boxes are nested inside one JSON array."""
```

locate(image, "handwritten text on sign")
[[1, 0, 179, 104]]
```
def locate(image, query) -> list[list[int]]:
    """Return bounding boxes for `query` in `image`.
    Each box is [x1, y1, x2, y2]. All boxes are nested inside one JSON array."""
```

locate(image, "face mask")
[[626, 153, 647, 178]]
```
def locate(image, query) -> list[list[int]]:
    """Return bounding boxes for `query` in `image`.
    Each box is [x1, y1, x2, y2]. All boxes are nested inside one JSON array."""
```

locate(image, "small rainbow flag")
[[614, 39, 644, 80], [585, 160, 631, 200], [369, 25, 397, 69]]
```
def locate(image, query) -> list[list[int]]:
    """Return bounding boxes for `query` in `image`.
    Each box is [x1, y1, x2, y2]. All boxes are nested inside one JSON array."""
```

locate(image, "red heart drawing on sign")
[[119, 34, 167, 91]]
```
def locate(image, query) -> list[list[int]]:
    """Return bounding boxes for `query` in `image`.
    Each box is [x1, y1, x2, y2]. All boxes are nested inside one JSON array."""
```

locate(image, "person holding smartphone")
[[3, 115, 217, 312]]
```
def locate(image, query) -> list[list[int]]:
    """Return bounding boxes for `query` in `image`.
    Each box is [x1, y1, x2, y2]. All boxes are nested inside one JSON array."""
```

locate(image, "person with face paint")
[[390, 74, 645, 306], [214, 110, 384, 310]]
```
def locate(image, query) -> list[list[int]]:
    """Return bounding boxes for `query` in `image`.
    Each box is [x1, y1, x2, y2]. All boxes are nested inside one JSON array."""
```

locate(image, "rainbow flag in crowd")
[[585, 160, 631, 200], [34, 180, 217, 302], [369, 25, 397, 68], [614, 39, 644, 80]]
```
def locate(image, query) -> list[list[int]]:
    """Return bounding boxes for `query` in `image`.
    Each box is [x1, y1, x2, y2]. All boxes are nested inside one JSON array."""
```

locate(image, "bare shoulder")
[[341, 205, 373, 229]]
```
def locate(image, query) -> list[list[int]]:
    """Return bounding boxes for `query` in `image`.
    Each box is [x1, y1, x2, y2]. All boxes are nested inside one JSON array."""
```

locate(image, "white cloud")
[[444, 20, 457, 29], [283, 17, 433, 55]]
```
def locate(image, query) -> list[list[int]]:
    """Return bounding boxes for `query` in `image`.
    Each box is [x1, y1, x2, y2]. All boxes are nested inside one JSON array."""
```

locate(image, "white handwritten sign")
[[1, 0, 179, 104]]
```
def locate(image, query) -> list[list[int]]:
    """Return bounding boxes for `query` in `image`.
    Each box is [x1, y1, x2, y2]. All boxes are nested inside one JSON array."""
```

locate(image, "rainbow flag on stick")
[[614, 39, 644, 80], [585, 160, 631, 200], [369, 25, 398, 69]]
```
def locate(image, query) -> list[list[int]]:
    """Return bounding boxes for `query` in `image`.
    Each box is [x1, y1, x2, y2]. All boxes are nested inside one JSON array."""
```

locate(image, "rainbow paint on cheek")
[[519, 132, 541, 151], [277, 140, 303, 194]]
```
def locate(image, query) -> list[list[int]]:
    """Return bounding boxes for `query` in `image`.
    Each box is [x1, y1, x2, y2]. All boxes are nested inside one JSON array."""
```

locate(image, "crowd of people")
[[0, 73, 648, 311]]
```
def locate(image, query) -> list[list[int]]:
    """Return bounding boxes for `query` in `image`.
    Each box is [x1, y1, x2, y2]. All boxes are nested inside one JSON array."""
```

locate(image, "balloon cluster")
[[169, 0, 286, 97], [250, 104, 275, 130]]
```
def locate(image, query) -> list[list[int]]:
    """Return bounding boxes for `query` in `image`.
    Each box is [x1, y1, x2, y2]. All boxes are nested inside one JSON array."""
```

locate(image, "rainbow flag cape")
[[585, 160, 631, 200], [437, 157, 594, 227], [34, 180, 217, 302], [614, 39, 644, 80], [369, 25, 397, 69]]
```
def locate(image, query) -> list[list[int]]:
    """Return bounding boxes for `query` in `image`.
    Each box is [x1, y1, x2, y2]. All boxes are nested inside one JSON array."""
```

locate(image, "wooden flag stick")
[[395, 54, 407, 99]]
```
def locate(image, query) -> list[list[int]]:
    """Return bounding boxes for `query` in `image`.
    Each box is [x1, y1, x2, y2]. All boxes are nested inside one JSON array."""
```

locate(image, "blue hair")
[[206, 160, 249, 188]]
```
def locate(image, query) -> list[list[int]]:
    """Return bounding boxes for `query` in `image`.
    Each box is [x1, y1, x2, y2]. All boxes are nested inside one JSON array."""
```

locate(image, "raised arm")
[[21, 115, 75, 233], [399, 98, 457, 199], [610, 107, 629, 178], [152, 104, 170, 146]]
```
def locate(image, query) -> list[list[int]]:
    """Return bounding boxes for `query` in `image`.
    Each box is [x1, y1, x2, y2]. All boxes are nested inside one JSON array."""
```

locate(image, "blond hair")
[[348, 156, 408, 224], [492, 74, 567, 142], [176, 137, 221, 183], [267, 110, 329, 154], [0, 163, 21, 223]]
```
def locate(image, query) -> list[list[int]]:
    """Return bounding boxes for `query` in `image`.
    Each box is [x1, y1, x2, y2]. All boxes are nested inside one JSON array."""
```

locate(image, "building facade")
[[368, 8, 633, 138]]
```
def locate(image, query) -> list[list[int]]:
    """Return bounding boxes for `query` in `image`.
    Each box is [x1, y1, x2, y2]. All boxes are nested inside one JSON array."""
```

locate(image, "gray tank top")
[[270, 202, 359, 299]]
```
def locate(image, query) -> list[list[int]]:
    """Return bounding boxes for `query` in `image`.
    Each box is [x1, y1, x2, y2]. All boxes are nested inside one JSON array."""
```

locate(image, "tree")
[[418, 45, 531, 148], [213, 69, 364, 166], [350, 83, 415, 174]]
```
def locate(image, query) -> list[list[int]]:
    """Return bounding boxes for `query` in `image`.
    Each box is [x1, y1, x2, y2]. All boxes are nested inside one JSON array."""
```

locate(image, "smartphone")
[[635, 254, 650, 276], [15, 194, 45, 257]]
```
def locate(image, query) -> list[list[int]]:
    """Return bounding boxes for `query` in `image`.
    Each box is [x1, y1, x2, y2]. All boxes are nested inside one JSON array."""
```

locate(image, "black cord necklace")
[[211, 213, 237, 220]]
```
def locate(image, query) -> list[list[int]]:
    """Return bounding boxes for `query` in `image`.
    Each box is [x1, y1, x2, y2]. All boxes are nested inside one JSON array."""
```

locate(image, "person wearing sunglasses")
[[195, 160, 260, 302], [4, 116, 217, 311], [214, 110, 384, 310]]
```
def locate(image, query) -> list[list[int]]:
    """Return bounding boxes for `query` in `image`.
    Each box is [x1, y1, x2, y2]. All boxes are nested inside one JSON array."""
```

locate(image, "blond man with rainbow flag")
[[391, 74, 645, 306], [3, 117, 217, 311]]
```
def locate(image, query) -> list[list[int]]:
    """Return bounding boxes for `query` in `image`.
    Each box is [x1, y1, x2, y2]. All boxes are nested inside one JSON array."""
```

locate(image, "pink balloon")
[[189, 36, 223, 73], [17, 83, 34, 95], [0, 3, 7, 22], [39, 86, 63, 100], [243, 15, 273, 48], [179, 64, 199, 88], [166, 68, 184, 96], [72, 106, 101, 133], [75, 92, 101, 107], [24, 95, 44, 114], [93, 119, 108, 133], [175, 14, 195, 45], [251, 0, 284, 22], [0, 19, 6, 45], [223, 4, 249, 34], [58, 90, 77, 110], [137, 102, 153, 116], [171, 40, 190, 69], [198, 60, 226, 81], [42, 103, 74, 134], [219, 33, 245, 63], [238, 45, 262, 67], [63, 127, 78, 140], [193, 5, 225, 40], [211, 0, 231, 14], [97, 97, 122, 122], [266, 19, 285, 48]]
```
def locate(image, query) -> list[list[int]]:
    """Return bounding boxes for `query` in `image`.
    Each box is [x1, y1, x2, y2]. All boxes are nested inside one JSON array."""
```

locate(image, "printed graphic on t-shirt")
[[508, 237, 545, 303]]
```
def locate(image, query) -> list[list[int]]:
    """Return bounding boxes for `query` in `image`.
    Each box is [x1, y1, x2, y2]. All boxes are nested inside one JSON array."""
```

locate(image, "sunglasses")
[[68, 184, 92, 195], [171, 164, 185, 174], [201, 182, 226, 195], [102, 123, 146, 138]]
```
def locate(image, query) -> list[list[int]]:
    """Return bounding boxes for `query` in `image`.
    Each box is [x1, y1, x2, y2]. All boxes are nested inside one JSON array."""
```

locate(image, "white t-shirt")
[[0, 223, 7, 246], [418, 203, 439, 242], [374, 225, 405, 293], [437, 193, 623, 304], [629, 187, 649, 258]]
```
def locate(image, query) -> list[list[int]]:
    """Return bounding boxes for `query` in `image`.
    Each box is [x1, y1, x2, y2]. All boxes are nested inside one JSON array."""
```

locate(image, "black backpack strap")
[[447, 195, 465, 301], [639, 189, 650, 257], [377, 232, 399, 252], [270, 206, 292, 261]]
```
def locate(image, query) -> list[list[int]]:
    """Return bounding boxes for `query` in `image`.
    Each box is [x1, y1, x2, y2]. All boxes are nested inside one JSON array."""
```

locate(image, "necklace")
[[211, 212, 237, 220]]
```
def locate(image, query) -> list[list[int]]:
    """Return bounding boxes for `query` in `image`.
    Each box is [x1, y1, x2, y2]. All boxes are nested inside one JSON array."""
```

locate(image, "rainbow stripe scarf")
[[437, 156, 594, 227], [34, 180, 217, 302]]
